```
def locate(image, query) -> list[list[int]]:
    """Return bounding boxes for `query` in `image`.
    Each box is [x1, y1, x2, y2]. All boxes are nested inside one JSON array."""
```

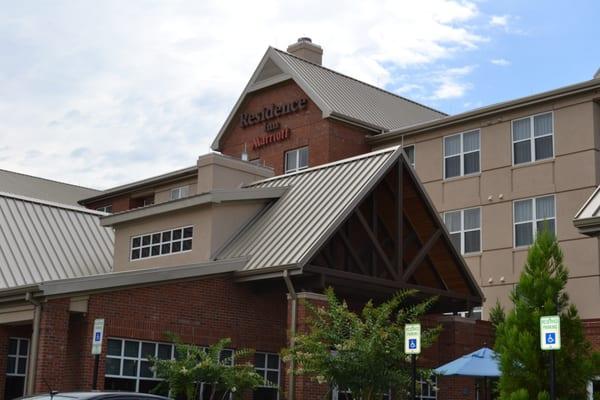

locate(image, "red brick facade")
[[218, 80, 371, 175]]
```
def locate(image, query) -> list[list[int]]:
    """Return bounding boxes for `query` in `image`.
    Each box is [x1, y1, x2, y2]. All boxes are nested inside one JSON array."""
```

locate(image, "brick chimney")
[[286, 37, 323, 65]]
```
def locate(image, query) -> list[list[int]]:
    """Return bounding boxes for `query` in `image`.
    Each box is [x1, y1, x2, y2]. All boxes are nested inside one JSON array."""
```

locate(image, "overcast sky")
[[1, 0, 599, 189]]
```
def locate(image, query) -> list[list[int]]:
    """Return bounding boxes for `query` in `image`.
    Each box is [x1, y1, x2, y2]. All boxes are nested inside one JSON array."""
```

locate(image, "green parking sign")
[[540, 315, 561, 350]]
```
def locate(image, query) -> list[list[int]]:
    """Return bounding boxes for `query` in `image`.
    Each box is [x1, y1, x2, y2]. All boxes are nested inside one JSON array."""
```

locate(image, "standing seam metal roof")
[[274, 49, 446, 131], [0, 192, 113, 290], [216, 147, 399, 271]]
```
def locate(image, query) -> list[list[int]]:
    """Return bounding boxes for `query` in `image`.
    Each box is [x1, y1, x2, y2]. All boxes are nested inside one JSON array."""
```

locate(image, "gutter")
[[282, 270, 297, 400], [25, 292, 41, 395], [368, 78, 600, 145]]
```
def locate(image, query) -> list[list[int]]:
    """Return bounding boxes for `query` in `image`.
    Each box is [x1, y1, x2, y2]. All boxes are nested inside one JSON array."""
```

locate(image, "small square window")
[[285, 147, 309, 173]]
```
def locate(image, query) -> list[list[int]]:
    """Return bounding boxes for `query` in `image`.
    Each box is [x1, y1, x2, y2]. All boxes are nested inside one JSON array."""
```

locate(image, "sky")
[[1, 0, 599, 189]]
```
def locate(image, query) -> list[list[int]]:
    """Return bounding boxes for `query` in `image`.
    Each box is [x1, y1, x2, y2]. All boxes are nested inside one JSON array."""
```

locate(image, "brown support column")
[[285, 292, 330, 400], [34, 298, 70, 394]]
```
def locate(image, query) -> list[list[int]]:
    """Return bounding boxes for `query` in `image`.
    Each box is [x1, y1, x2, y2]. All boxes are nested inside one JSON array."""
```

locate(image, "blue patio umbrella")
[[434, 347, 501, 377], [434, 347, 500, 400]]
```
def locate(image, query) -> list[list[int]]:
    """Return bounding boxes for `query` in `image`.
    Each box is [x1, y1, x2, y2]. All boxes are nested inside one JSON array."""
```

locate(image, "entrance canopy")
[[217, 147, 484, 312]]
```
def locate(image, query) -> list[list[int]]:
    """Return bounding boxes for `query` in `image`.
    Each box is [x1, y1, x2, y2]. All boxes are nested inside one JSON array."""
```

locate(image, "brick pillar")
[[285, 292, 329, 400], [34, 298, 70, 393]]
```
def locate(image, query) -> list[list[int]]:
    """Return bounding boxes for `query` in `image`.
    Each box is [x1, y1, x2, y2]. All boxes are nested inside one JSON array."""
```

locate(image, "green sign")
[[405, 323, 421, 354], [540, 315, 561, 350]]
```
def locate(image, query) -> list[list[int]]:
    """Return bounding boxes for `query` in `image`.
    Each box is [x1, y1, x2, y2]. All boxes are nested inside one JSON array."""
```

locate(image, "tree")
[[150, 336, 264, 400], [493, 230, 600, 399], [283, 287, 440, 400]]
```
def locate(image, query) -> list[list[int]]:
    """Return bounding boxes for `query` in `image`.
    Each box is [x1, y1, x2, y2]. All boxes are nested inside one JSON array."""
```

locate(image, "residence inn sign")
[[240, 98, 307, 149]]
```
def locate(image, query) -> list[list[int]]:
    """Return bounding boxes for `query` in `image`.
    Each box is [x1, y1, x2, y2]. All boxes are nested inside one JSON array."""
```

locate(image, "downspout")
[[282, 270, 297, 400], [25, 292, 42, 395]]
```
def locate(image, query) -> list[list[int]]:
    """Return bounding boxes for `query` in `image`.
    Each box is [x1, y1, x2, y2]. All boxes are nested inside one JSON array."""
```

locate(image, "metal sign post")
[[91, 318, 105, 390], [540, 315, 560, 400], [405, 324, 421, 400]]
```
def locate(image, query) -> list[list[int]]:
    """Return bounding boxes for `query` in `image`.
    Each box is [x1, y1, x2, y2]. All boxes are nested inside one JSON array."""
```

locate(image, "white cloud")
[[429, 65, 476, 100], [0, 0, 487, 188], [490, 15, 509, 27], [491, 58, 511, 66]]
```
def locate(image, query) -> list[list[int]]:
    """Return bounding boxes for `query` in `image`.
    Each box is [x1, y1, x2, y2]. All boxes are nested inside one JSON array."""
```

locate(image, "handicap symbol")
[[409, 339, 417, 349], [95, 332, 101, 341], [545, 333, 555, 344]]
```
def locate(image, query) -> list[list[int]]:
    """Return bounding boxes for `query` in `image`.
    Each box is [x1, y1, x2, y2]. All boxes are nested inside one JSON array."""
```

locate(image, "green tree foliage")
[[284, 287, 440, 400], [494, 230, 600, 399], [150, 335, 264, 400]]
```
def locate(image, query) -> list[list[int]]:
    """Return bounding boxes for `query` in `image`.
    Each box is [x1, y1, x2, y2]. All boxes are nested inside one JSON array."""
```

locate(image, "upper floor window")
[[170, 186, 190, 200], [444, 130, 480, 179], [285, 147, 309, 173], [254, 352, 280, 400], [130, 226, 193, 260], [96, 205, 113, 213], [403, 144, 415, 167], [512, 112, 554, 165], [513, 195, 555, 247], [444, 207, 481, 254]]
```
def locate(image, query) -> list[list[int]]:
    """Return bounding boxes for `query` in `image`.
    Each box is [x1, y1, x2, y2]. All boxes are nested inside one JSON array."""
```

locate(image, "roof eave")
[[40, 258, 249, 297], [79, 166, 198, 205], [368, 78, 600, 145], [101, 187, 289, 227]]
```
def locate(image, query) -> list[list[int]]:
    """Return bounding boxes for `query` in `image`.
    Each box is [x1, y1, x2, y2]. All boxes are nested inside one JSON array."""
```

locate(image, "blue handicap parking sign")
[[95, 332, 101, 341], [545, 333, 555, 344], [409, 339, 417, 349]]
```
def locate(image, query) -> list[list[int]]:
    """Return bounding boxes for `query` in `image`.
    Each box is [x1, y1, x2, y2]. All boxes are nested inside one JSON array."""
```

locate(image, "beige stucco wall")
[[112, 201, 266, 272], [375, 93, 600, 319]]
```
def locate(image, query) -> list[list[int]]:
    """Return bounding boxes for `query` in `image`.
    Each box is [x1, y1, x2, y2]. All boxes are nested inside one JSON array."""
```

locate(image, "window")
[[512, 112, 554, 165], [170, 186, 190, 200], [513, 195, 556, 247], [588, 376, 600, 400], [130, 226, 193, 261], [403, 144, 415, 167], [444, 207, 481, 254], [5, 338, 29, 400], [284, 147, 309, 173], [97, 205, 113, 213], [254, 352, 280, 400], [444, 130, 480, 179], [105, 338, 174, 394], [418, 375, 437, 400]]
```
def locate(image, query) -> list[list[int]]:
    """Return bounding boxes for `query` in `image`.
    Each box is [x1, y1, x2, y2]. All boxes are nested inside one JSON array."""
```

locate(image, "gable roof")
[[216, 147, 399, 271], [0, 169, 100, 206], [0, 192, 113, 290], [211, 47, 446, 150], [574, 186, 600, 235]]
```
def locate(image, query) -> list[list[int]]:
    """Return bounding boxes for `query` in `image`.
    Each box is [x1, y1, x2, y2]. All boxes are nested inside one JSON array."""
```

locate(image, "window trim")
[[254, 351, 281, 399], [105, 337, 175, 393], [130, 225, 193, 261], [284, 146, 309, 174], [587, 375, 600, 400], [443, 129, 481, 180], [96, 205, 113, 213], [403, 144, 415, 167], [511, 111, 555, 166], [170, 185, 190, 201], [512, 194, 557, 249], [443, 207, 482, 255], [7, 337, 29, 377]]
